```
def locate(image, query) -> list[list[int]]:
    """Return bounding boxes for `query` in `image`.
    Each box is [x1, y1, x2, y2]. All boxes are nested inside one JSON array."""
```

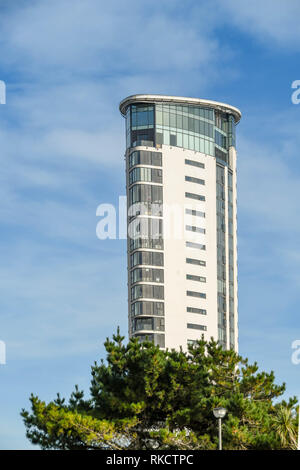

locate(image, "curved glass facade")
[[125, 101, 237, 165], [127, 146, 165, 347], [216, 165, 227, 349]]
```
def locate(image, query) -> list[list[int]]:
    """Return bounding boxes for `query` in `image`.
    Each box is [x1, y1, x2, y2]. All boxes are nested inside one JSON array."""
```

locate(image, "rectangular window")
[[215, 147, 228, 163], [135, 333, 154, 343], [131, 284, 164, 301], [186, 225, 205, 234], [185, 192, 205, 201], [170, 134, 177, 146], [187, 323, 207, 331], [228, 171, 233, 189], [215, 130, 227, 149], [131, 301, 164, 316], [186, 241, 206, 250], [186, 274, 206, 283], [156, 132, 163, 145], [129, 150, 162, 168], [134, 317, 154, 332], [133, 317, 165, 333], [186, 291, 206, 298], [187, 307, 207, 315], [130, 251, 164, 268], [129, 236, 164, 251], [186, 258, 206, 266], [185, 176, 205, 185], [185, 208, 205, 218], [129, 185, 163, 209], [131, 268, 164, 284], [129, 167, 162, 185]]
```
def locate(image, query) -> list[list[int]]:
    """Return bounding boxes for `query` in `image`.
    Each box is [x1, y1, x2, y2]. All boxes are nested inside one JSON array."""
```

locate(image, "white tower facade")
[[119, 95, 241, 351]]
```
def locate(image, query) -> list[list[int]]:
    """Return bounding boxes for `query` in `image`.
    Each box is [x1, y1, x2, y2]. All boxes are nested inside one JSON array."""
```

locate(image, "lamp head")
[[213, 407, 227, 419]]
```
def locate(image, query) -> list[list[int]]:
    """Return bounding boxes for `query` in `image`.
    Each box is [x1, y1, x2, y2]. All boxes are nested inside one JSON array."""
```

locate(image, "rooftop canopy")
[[119, 94, 242, 124]]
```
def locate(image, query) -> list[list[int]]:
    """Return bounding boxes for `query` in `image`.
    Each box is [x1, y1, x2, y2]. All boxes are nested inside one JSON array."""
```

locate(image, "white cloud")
[[0, 238, 128, 360], [0, 0, 223, 79], [219, 0, 300, 49], [236, 107, 300, 313], [237, 106, 300, 228]]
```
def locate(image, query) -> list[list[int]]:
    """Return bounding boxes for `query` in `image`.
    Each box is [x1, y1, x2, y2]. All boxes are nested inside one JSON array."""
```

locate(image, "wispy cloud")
[[218, 0, 300, 49]]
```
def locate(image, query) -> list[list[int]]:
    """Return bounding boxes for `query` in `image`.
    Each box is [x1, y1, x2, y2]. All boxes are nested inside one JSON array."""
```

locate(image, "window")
[[131, 268, 164, 284], [130, 251, 164, 268], [185, 192, 205, 201], [186, 225, 205, 234], [215, 111, 228, 131], [129, 184, 163, 205], [154, 334, 165, 348], [186, 274, 206, 283], [134, 317, 154, 331], [128, 104, 155, 148], [218, 280, 226, 295], [186, 241, 206, 250], [187, 307, 207, 315], [156, 132, 163, 145], [185, 208, 205, 218], [215, 147, 228, 163], [186, 291, 206, 298], [186, 258, 206, 266], [131, 104, 154, 128], [215, 130, 227, 149], [133, 317, 165, 332], [228, 171, 233, 189], [187, 323, 207, 331], [128, 185, 163, 216], [129, 236, 164, 251], [131, 284, 164, 301], [128, 217, 163, 244], [135, 333, 154, 343], [170, 134, 177, 146], [185, 176, 205, 185], [129, 167, 162, 185], [130, 130, 154, 148], [131, 301, 164, 316], [129, 150, 162, 168], [134, 332, 166, 349], [154, 104, 216, 154], [217, 184, 225, 201], [185, 159, 205, 169]]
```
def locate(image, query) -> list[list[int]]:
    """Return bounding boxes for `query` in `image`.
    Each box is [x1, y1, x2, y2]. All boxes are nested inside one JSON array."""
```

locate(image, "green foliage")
[[21, 329, 298, 450]]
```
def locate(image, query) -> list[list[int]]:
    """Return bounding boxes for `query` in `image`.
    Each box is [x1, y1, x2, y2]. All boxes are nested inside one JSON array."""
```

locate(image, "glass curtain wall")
[[127, 147, 165, 348], [228, 171, 235, 349], [216, 165, 227, 349], [125, 103, 237, 163]]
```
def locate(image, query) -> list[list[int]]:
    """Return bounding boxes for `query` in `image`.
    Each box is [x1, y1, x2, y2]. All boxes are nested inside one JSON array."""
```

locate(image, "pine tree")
[[21, 329, 298, 450]]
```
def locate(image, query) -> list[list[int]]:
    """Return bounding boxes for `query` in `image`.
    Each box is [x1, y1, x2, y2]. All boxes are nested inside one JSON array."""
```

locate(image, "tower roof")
[[119, 94, 242, 123]]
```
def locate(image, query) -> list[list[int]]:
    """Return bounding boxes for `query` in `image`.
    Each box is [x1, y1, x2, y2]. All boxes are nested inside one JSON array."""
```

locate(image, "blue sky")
[[0, 0, 300, 449]]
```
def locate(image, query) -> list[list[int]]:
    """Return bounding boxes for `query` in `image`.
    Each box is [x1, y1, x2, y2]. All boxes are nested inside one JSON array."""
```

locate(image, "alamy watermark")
[[0, 80, 6, 104], [291, 80, 300, 104], [0, 81, 6, 366], [291, 340, 300, 365], [0, 340, 6, 365], [96, 197, 206, 243]]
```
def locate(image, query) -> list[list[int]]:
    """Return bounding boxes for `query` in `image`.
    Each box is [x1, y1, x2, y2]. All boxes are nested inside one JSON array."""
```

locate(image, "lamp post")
[[297, 400, 300, 450], [213, 407, 227, 450]]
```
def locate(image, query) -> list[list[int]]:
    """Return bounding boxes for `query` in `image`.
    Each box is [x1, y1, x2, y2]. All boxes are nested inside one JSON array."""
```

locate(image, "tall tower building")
[[119, 95, 241, 351]]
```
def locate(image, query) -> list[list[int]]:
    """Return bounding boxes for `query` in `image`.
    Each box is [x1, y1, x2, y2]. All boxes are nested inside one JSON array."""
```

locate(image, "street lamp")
[[213, 407, 227, 450]]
